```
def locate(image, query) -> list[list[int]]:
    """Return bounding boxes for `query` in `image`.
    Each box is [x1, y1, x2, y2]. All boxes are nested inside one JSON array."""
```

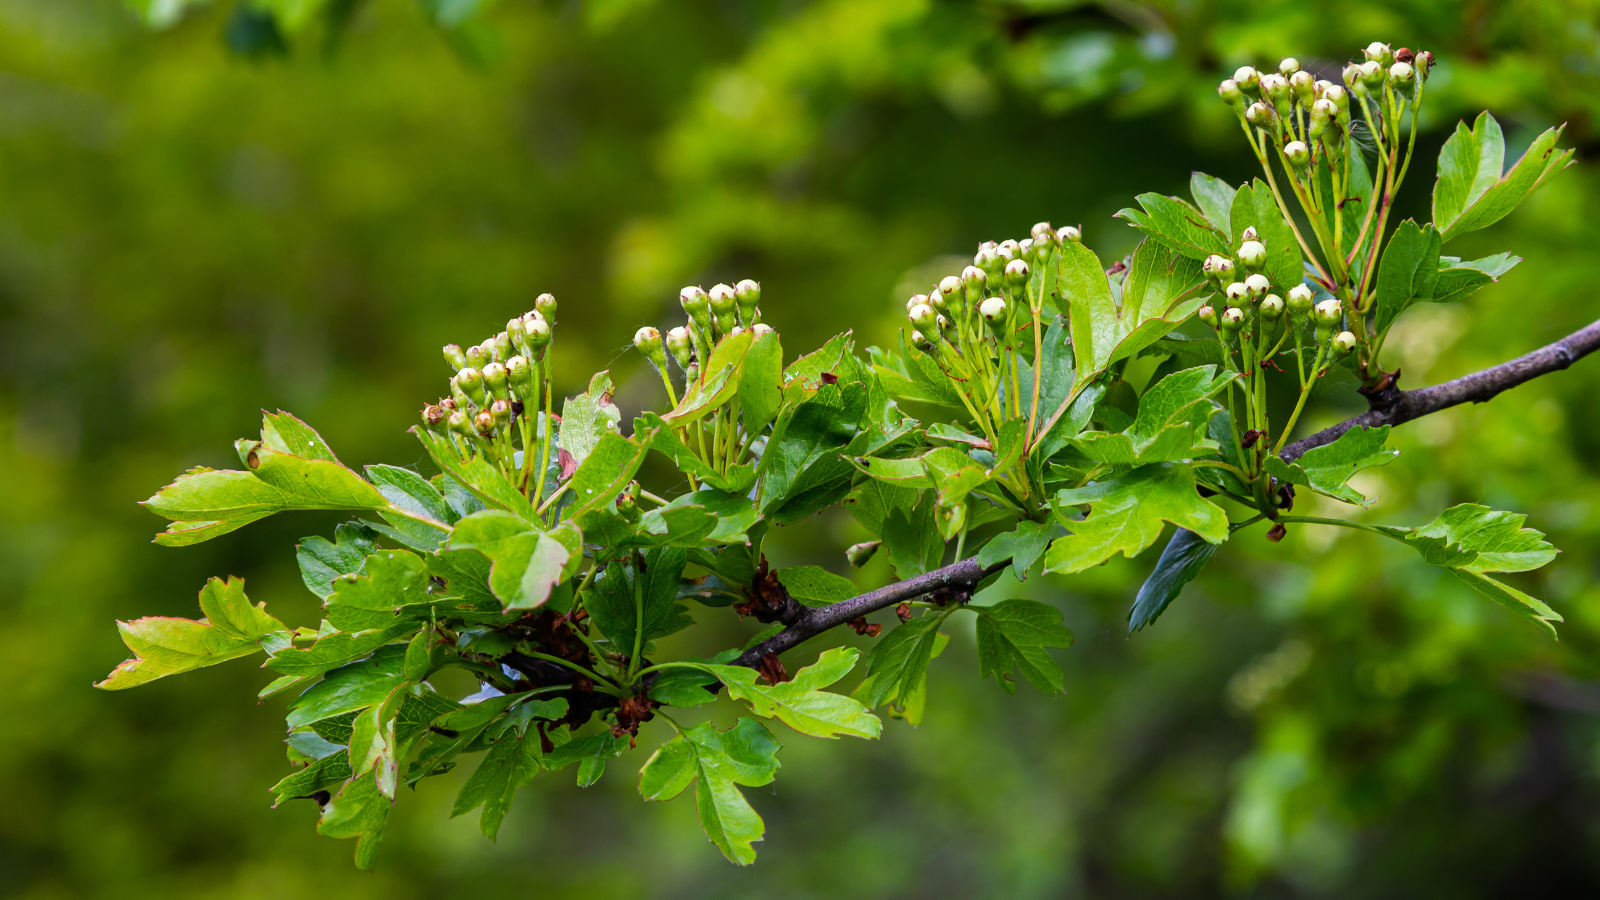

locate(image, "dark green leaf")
[[1115, 192, 1229, 261], [1373, 221, 1443, 335], [775, 565, 858, 607], [852, 612, 950, 725], [450, 730, 543, 840], [1189, 171, 1236, 235], [977, 519, 1057, 581], [974, 599, 1074, 694], [1129, 527, 1218, 633]]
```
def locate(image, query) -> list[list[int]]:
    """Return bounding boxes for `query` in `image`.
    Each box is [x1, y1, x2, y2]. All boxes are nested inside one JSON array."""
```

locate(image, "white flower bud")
[[1364, 41, 1394, 66], [1278, 57, 1301, 75], [1323, 84, 1348, 109], [1287, 284, 1315, 315], [709, 283, 737, 316], [1225, 282, 1250, 305], [680, 285, 709, 319], [1389, 61, 1414, 84], [1220, 306, 1246, 334], [1056, 225, 1082, 244], [1030, 221, 1054, 241], [1203, 254, 1236, 282], [1236, 240, 1266, 269], [996, 239, 1021, 263], [666, 325, 693, 367], [1199, 305, 1219, 328], [1218, 78, 1244, 106], [525, 315, 551, 349], [1233, 66, 1260, 91], [1314, 298, 1343, 327], [928, 288, 948, 313], [908, 303, 937, 331], [1359, 59, 1385, 86], [750, 323, 775, 337], [979, 296, 1008, 321], [1245, 101, 1273, 125], [1314, 78, 1333, 96], [1260, 294, 1284, 319], [1284, 140, 1311, 168], [938, 275, 962, 297], [727, 325, 745, 339], [1018, 238, 1034, 261], [1260, 73, 1290, 100], [1244, 273, 1271, 298], [1332, 331, 1357, 356], [906, 293, 928, 313], [1290, 70, 1315, 102], [910, 329, 934, 353], [1004, 258, 1030, 287], [1241, 226, 1258, 242]]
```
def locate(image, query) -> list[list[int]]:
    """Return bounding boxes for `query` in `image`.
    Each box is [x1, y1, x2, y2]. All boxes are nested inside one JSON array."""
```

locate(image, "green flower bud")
[[1245, 100, 1274, 126], [615, 490, 639, 523], [1416, 50, 1435, 80], [709, 283, 737, 317], [1057, 225, 1082, 244], [1290, 70, 1315, 103], [1018, 238, 1035, 261], [474, 410, 496, 436], [489, 399, 512, 426], [448, 409, 472, 436], [1233, 65, 1260, 93], [845, 541, 880, 568], [1198, 304, 1220, 328], [455, 367, 488, 406], [666, 326, 693, 368], [534, 292, 557, 322], [680, 285, 709, 320], [1218, 78, 1245, 107], [908, 302, 938, 331], [1004, 258, 1029, 288], [506, 354, 533, 393], [525, 315, 552, 351], [961, 265, 987, 305], [1245, 273, 1271, 299], [910, 329, 934, 354], [449, 378, 473, 411], [1342, 62, 1361, 87], [422, 404, 447, 429], [1278, 57, 1301, 75], [996, 240, 1021, 263], [1225, 282, 1250, 306], [1220, 306, 1246, 335], [1204, 254, 1236, 284], [1287, 284, 1315, 316], [936, 314, 953, 337], [465, 344, 489, 370], [1359, 59, 1385, 87], [1331, 330, 1357, 357], [492, 333, 513, 363], [928, 288, 949, 315], [1310, 99, 1335, 139], [1313, 298, 1343, 327], [979, 296, 1007, 322], [443, 344, 467, 371], [1260, 294, 1285, 319], [1389, 61, 1413, 84], [1236, 240, 1267, 270], [1364, 41, 1394, 67], [684, 362, 699, 384], [506, 317, 531, 357], [634, 326, 667, 369], [482, 361, 510, 400], [735, 279, 761, 323], [1284, 140, 1311, 168], [714, 309, 738, 337]]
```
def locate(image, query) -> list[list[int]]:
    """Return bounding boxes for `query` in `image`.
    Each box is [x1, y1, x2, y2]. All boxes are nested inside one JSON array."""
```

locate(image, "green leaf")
[[843, 478, 920, 536], [1061, 240, 1206, 397], [447, 511, 583, 610], [648, 668, 721, 708], [852, 612, 950, 725], [1190, 171, 1236, 235], [1432, 253, 1522, 305], [870, 331, 965, 412], [560, 371, 621, 467], [544, 731, 629, 787], [324, 549, 435, 632], [1071, 365, 1231, 464], [1230, 179, 1302, 292], [1115, 193, 1229, 261], [758, 381, 869, 524], [262, 410, 341, 462], [1044, 464, 1228, 574], [1373, 221, 1443, 335], [638, 718, 780, 866], [96, 577, 289, 690], [1452, 570, 1563, 640], [565, 431, 651, 520], [738, 330, 784, 436], [640, 413, 757, 493], [1128, 527, 1218, 633], [584, 547, 692, 655], [775, 565, 858, 607], [451, 729, 544, 840], [317, 768, 391, 870], [665, 332, 753, 425], [365, 464, 454, 526], [977, 520, 1057, 581], [881, 490, 944, 578], [974, 599, 1074, 694], [284, 645, 407, 728], [270, 752, 353, 807], [1263, 426, 1399, 507], [297, 523, 379, 600], [266, 622, 416, 677], [410, 426, 535, 517], [783, 331, 852, 386], [1433, 113, 1573, 242], [695, 647, 881, 739]]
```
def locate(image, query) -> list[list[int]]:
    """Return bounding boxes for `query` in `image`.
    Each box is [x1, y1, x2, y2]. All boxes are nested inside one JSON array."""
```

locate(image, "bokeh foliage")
[[6, 0, 1600, 895]]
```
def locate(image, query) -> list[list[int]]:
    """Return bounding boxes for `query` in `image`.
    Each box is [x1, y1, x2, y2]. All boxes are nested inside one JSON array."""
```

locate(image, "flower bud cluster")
[[635, 279, 768, 390], [429, 297, 560, 442]]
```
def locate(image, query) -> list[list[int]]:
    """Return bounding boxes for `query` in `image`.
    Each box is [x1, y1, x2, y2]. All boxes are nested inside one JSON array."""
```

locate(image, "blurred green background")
[[6, 0, 1600, 896]]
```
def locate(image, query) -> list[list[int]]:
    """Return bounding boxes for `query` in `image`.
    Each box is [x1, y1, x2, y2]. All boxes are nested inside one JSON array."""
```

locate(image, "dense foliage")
[[96, 37, 1578, 870]]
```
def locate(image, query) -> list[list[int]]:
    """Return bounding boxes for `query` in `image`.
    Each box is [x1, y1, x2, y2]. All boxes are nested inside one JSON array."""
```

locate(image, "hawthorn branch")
[[734, 318, 1600, 670], [1281, 317, 1600, 461], [733, 557, 1006, 669]]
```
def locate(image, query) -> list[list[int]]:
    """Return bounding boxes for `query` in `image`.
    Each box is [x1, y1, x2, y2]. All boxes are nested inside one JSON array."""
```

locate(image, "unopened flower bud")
[[909, 329, 933, 353], [666, 326, 693, 368], [481, 361, 509, 400], [506, 355, 532, 391], [1241, 226, 1258, 242], [1225, 282, 1250, 306], [1389, 61, 1413, 84], [1364, 41, 1394, 66], [634, 326, 667, 368], [615, 491, 639, 522], [1359, 59, 1385, 87], [938, 274, 962, 298], [1342, 62, 1360, 87], [443, 344, 467, 371], [928, 288, 948, 313], [1004, 258, 1029, 287], [750, 323, 774, 338], [506, 318, 531, 356], [1204, 254, 1236, 284], [735, 279, 761, 323], [1236, 240, 1267, 270], [423, 404, 447, 429], [1057, 225, 1082, 244], [1290, 70, 1315, 102], [1030, 222, 1054, 241], [708, 283, 737, 317], [1332, 331, 1357, 357], [447, 409, 471, 436], [905, 293, 928, 313], [489, 399, 511, 425], [844, 540, 881, 568], [1313, 298, 1343, 327], [474, 410, 496, 436], [1260, 294, 1285, 319], [684, 361, 699, 383], [680, 285, 709, 319], [962, 265, 987, 305], [1310, 99, 1335, 139], [714, 309, 738, 336], [1245, 273, 1271, 299], [1245, 101, 1274, 126], [1260, 73, 1290, 101], [1416, 51, 1435, 79], [1233, 66, 1260, 93], [908, 302, 937, 331], [1287, 284, 1315, 315], [936, 314, 953, 337], [1220, 306, 1246, 335], [1199, 305, 1220, 328], [996, 240, 1021, 263], [525, 315, 551, 350], [465, 344, 489, 370], [1284, 140, 1311, 168], [727, 325, 745, 339], [1314, 78, 1334, 96], [455, 367, 487, 405], [1278, 57, 1301, 75], [1018, 238, 1035, 261], [979, 296, 1007, 322], [534, 293, 557, 322], [1218, 78, 1245, 107], [975, 245, 1001, 276]]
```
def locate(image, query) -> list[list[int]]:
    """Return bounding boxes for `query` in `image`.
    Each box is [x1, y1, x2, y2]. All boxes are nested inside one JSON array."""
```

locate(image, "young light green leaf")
[[1129, 527, 1218, 634], [96, 577, 289, 690], [564, 431, 651, 520], [297, 523, 378, 600], [852, 612, 949, 725], [262, 410, 341, 463], [451, 730, 543, 840], [974, 599, 1074, 694], [775, 565, 858, 607], [447, 511, 583, 610], [1061, 240, 1207, 399], [410, 426, 535, 517], [1452, 570, 1563, 639], [317, 768, 391, 870], [1044, 464, 1228, 574], [1071, 365, 1231, 464], [738, 330, 784, 436], [365, 464, 454, 526], [324, 549, 435, 632], [1432, 253, 1522, 305], [1263, 426, 1399, 507], [1433, 113, 1573, 242], [1190, 171, 1236, 235], [977, 520, 1058, 581], [265, 622, 416, 678], [1116, 192, 1229, 261], [696, 647, 882, 739], [664, 332, 753, 425], [638, 718, 780, 866], [560, 371, 622, 467], [284, 645, 407, 728]]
